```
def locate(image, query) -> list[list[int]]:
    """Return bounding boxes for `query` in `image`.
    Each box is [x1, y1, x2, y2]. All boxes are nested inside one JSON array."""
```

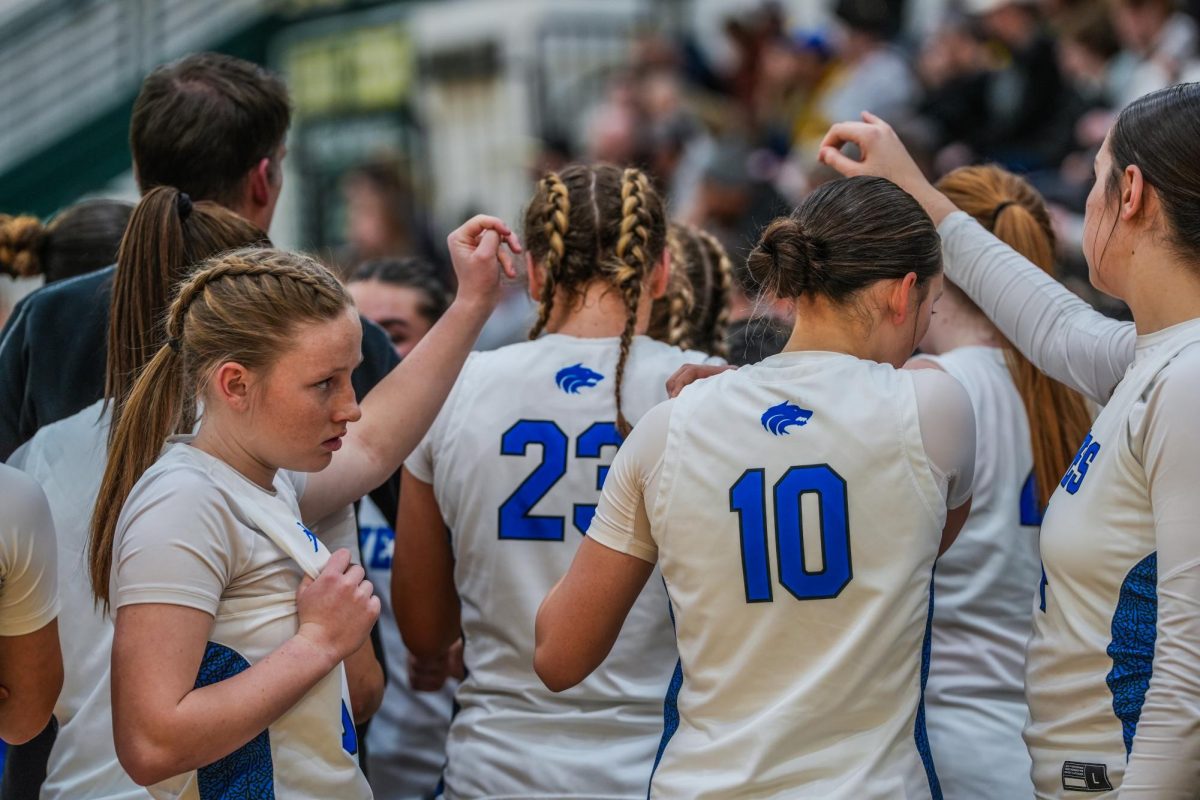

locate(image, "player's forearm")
[[115, 634, 336, 786]]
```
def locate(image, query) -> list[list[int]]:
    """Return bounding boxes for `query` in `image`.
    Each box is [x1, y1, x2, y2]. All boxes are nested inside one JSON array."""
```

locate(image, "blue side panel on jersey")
[[1019, 470, 1044, 526], [0, 740, 7, 774], [914, 571, 942, 800], [649, 659, 684, 798], [341, 700, 358, 755], [1105, 552, 1158, 756], [194, 642, 275, 799]]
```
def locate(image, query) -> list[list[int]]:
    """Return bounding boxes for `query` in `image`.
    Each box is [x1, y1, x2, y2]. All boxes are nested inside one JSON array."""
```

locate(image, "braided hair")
[[90, 248, 351, 606], [522, 165, 667, 436]]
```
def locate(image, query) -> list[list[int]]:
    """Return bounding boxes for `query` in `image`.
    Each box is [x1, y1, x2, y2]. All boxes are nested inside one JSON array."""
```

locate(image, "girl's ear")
[[886, 271, 919, 326], [527, 253, 543, 302], [648, 249, 670, 300], [210, 361, 254, 412]]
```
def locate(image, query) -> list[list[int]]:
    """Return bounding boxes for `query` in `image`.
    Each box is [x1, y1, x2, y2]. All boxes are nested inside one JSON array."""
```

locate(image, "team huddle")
[[1, 51, 1199, 800]]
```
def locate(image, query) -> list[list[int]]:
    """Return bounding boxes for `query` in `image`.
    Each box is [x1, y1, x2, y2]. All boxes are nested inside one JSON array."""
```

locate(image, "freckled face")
[[247, 307, 364, 473]]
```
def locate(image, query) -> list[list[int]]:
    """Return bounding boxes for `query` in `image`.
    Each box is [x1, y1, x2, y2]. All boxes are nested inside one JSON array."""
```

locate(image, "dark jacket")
[[0, 265, 402, 518]]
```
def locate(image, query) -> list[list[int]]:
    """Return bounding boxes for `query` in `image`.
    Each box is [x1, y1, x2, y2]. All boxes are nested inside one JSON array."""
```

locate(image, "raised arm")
[[820, 113, 1136, 405], [300, 216, 520, 521]]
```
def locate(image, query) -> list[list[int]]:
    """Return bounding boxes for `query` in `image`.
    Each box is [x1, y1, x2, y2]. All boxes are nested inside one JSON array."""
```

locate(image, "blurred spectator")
[[1109, 0, 1198, 104], [336, 158, 445, 279], [963, 0, 1077, 170], [793, 0, 917, 162]]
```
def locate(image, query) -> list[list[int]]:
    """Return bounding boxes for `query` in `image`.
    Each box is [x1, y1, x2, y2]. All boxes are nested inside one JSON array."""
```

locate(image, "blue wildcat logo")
[[761, 401, 813, 436], [297, 522, 319, 552], [556, 363, 605, 394]]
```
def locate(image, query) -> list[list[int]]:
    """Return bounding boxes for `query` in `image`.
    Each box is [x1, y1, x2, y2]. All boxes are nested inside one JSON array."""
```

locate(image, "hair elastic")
[[990, 201, 1015, 229], [168, 337, 182, 353], [177, 192, 194, 223]]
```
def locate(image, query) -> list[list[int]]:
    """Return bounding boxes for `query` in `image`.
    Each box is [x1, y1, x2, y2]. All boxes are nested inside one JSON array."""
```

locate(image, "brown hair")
[[523, 165, 667, 435], [90, 249, 351, 605], [747, 176, 941, 302], [675, 224, 732, 357], [131, 53, 291, 205], [936, 165, 1093, 508], [106, 186, 267, 435], [0, 200, 133, 283]]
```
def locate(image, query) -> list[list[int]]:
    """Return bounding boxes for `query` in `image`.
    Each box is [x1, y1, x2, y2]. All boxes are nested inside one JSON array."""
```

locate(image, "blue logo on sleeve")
[[555, 363, 605, 394], [296, 522, 319, 552], [761, 401, 814, 436]]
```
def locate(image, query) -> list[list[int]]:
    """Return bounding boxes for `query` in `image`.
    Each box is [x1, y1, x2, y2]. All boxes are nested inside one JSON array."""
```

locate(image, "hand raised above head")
[[447, 215, 523, 310], [818, 112, 957, 224]]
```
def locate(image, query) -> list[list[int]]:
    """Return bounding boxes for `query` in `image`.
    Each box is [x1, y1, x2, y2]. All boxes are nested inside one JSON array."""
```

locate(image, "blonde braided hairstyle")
[[90, 247, 352, 606], [522, 164, 667, 436], [647, 225, 697, 349]]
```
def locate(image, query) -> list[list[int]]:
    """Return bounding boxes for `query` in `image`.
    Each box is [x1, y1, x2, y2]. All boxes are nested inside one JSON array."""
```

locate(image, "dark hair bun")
[[747, 217, 823, 297], [0, 214, 46, 278]]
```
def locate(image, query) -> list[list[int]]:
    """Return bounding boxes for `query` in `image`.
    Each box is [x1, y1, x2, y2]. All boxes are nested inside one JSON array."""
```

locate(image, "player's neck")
[[542, 281, 651, 338], [780, 297, 890, 364]]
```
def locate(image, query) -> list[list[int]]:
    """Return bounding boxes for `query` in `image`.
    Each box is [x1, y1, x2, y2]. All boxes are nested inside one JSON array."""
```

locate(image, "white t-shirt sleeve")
[[0, 465, 60, 636], [910, 368, 976, 510], [1120, 352, 1200, 797], [939, 211, 1137, 405], [586, 400, 672, 564], [112, 478, 239, 616]]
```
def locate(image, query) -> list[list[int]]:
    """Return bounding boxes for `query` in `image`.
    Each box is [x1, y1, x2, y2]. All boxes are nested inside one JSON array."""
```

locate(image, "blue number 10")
[[729, 465, 852, 602]]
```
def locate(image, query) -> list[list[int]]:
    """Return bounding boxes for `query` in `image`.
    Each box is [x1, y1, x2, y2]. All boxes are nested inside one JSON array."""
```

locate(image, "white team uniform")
[[7, 401, 144, 799], [587, 351, 976, 800], [920, 347, 1039, 799], [1025, 322, 1200, 798], [405, 334, 719, 800], [358, 496, 457, 799], [10, 403, 363, 799], [110, 441, 371, 800], [941, 211, 1200, 797]]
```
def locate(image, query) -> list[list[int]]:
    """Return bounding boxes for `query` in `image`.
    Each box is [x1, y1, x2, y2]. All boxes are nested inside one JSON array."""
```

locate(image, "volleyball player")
[[908, 166, 1091, 799], [392, 165, 721, 799], [91, 216, 517, 798], [821, 88, 1200, 796], [536, 175, 975, 799]]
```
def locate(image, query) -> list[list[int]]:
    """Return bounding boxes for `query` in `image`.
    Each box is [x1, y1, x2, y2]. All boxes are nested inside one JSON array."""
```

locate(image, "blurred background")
[[4, 0, 1197, 328]]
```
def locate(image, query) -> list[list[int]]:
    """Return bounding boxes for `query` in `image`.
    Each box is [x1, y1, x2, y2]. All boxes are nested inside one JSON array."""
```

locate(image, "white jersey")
[[941, 211, 1200, 796], [587, 351, 975, 799], [405, 334, 719, 799], [358, 496, 456, 799], [920, 347, 1039, 799], [1025, 320, 1200, 798], [111, 441, 371, 800], [6, 401, 144, 799]]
